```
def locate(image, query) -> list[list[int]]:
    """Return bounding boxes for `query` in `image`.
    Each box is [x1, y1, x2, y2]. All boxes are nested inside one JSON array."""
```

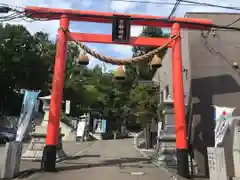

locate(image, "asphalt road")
[[0, 141, 93, 175], [23, 139, 174, 180]]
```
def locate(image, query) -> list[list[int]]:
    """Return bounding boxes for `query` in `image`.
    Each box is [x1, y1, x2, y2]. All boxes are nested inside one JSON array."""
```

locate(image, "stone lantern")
[[39, 95, 51, 127], [22, 95, 66, 162]]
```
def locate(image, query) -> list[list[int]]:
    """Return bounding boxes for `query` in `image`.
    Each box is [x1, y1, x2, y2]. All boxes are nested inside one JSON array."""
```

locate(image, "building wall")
[[154, 13, 240, 176]]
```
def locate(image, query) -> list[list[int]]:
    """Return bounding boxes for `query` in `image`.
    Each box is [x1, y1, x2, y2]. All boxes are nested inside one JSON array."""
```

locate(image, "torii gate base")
[[24, 6, 213, 178]]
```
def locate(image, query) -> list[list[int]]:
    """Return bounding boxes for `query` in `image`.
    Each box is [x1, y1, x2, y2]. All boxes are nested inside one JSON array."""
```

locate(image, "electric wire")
[[225, 17, 240, 27], [168, 0, 182, 18], [201, 32, 240, 76], [111, 0, 199, 6], [110, 0, 240, 11], [112, 0, 240, 30], [1, 3, 240, 32]]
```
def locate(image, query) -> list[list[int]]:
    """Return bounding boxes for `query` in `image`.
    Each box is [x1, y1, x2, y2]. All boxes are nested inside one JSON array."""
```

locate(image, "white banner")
[[16, 90, 40, 142], [213, 105, 235, 147]]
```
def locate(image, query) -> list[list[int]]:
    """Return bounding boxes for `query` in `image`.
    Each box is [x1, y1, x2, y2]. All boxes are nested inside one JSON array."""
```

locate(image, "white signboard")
[[233, 118, 240, 178], [65, 100, 71, 114], [77, 121, 86, 137], [207, 147, 227, 180]]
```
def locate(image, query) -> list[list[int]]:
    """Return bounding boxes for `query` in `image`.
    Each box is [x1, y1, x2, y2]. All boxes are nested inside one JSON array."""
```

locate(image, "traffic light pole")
[[171, 23, 189, 178], [42, 15, 69, 172]]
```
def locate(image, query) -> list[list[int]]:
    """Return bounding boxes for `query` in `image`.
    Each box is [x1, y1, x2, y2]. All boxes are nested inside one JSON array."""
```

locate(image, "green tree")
[[0, 24, 51, 115], [126, 26, 169, 128]]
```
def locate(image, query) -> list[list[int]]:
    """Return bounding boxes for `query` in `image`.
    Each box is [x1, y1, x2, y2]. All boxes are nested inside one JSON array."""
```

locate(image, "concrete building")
[[152, 13, 240, 177]]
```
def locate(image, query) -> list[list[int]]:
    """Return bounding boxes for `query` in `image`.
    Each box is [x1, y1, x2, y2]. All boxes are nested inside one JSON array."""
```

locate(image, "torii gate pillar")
[[42, 15, 69, 172], [171, 23, 189, 178]]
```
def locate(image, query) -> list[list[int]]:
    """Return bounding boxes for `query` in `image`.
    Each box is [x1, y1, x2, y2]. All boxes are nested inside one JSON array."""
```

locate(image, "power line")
[[111, 0, 202, 6], [226, 17, 240, 27], [168, 0, 182, 18], [110, 0, 240, 11], [201, 33, 240, 76], [182, 0, 240, 11], [1, 4, 240, 31]]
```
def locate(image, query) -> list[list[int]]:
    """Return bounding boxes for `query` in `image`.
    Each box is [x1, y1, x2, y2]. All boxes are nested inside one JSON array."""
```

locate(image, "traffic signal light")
[[112, 15, 131, 43]]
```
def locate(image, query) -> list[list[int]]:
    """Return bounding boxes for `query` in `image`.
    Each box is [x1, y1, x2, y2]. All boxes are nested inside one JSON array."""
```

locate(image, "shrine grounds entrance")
[[24, 6, 213, 178]]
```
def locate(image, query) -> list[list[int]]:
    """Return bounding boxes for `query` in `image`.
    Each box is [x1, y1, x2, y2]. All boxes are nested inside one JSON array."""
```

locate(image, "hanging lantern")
[[76, 51, 89, 65], [113, 66, 126, 81], [150, 54, 163, 68]]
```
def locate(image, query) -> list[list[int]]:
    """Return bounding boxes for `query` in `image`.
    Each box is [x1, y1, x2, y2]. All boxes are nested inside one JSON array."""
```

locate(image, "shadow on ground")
[[57, 157, 151, 172], [18, 168, 43, 179], [17, 157, 151, 179], [65, 154, 101, 160], [17, 154, 100, 179]]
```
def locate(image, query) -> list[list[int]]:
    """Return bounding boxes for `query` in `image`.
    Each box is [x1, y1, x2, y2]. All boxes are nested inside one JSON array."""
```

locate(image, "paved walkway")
[[20, 139, 174, 180], [14, 141, 93, 178]]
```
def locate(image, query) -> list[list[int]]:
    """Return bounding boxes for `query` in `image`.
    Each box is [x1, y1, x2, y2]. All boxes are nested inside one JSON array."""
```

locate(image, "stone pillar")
[[21, 95, 67, 162]]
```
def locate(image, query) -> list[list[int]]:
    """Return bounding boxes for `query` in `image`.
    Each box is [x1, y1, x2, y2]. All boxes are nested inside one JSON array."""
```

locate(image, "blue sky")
[[4, 0, 240, 71]]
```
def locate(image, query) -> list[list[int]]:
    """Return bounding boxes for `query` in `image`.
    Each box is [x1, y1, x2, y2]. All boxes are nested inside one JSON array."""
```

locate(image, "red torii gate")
[[24, 6, 212, 178]]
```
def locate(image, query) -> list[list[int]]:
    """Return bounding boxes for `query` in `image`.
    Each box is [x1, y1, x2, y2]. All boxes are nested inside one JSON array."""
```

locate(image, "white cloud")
[[80, 0, 94, 8], [131, 26, 143, 36], [110, 45, 133, 57], [110, 1, 137, 12], [113, 0, 240, 17], [1, 0, 75, 40], [190, 0, 240, 13]]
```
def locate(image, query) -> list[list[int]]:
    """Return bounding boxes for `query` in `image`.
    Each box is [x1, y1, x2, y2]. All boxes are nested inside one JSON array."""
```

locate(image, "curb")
[[133, 145, 151, 160], [133, 145, 178, 180]]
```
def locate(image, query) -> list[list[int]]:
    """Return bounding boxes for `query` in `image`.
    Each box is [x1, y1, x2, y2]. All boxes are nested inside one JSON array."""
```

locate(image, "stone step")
[[158, 134, 176, 141], [164, 115, 175, 125], [163, 125, 176, 134]]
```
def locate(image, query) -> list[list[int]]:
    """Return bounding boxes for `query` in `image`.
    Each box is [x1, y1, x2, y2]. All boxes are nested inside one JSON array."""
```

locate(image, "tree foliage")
[[125, 26, 170, 125]]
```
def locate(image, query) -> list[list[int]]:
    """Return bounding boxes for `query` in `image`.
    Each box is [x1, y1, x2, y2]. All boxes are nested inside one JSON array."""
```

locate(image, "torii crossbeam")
[[24, 6, 212, 178]]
